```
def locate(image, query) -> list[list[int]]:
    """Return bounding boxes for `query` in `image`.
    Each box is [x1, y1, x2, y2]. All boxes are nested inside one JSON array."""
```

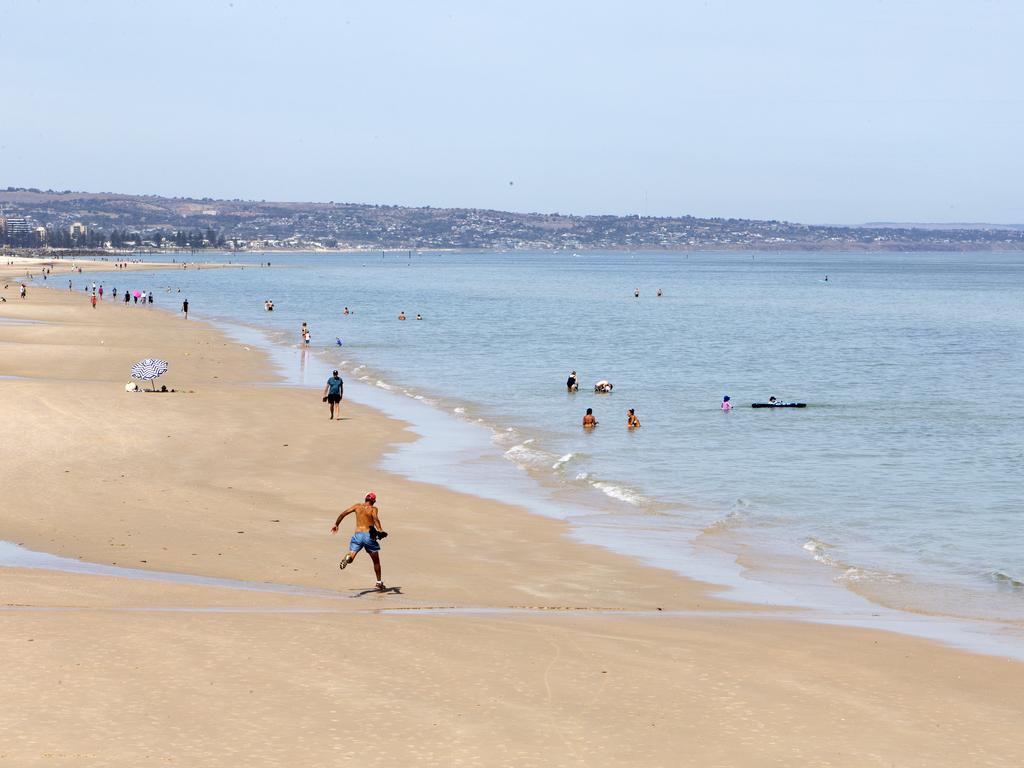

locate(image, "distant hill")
[[3, 187, 1023, 251]]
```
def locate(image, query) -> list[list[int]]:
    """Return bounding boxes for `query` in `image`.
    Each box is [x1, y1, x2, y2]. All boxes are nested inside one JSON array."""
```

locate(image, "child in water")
[[721, 395, 732, 411]]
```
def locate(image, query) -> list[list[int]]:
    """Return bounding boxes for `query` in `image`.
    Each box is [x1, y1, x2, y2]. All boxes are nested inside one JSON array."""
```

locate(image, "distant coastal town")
[[2, 187, 1023, 253]]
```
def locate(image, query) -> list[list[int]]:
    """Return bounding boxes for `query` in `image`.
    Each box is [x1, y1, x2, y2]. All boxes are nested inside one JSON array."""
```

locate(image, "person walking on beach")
[[182, 299, 189, 318], [124, 290, 131, 305], [90, 294, 97, 309], [583, 408, 598, 428], [323, 369, 344, 420], [331, 492, 387, 591]]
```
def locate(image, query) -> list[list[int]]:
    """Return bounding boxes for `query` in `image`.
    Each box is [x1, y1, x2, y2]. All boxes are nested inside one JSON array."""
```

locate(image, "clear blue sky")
[[2, 1, 1022, 224]]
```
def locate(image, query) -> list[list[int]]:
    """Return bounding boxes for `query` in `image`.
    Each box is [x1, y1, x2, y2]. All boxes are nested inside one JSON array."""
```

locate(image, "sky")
[[2, 0, 1022, 224]]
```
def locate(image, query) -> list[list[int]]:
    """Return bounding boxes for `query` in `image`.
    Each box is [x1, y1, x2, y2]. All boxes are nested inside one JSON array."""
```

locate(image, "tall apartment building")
[[1, 216, 33, 246]]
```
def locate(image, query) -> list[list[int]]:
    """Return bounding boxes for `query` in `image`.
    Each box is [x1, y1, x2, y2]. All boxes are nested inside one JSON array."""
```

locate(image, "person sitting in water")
[[583, 408, 598, 428], [594, 380, 613, 394], [768, 396, 778, 405], [627, 408, 641, 428], [343, 306, 350, 315], [415, 313, 423, 320], [721, 395, 732, 411], [398, 311, 406, 321], [566, 371, 578, 392]]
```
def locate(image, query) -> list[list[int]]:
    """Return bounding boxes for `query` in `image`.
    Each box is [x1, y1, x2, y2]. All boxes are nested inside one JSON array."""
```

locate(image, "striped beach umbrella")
[[130, 358, 169, 390]]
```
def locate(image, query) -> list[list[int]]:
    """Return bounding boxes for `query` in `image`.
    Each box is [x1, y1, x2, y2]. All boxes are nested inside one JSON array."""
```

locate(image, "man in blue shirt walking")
[[322, 370, 344, 420]]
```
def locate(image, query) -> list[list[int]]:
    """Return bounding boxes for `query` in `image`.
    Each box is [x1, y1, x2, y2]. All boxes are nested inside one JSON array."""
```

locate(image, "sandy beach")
[[2, 262, 1023, 767]]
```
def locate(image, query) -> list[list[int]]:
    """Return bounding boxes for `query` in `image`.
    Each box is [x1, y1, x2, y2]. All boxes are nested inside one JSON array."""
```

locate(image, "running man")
[[331, 492, 387, 590], [323, 369, 344, 420]]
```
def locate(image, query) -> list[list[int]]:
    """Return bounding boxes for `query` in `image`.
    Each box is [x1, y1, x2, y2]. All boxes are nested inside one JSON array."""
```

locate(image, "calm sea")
[[79, 250, 1024, 623]]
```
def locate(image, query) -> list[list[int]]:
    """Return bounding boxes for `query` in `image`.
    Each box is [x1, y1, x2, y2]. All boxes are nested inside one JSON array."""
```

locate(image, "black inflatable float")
[[751, 402, 806, 408]]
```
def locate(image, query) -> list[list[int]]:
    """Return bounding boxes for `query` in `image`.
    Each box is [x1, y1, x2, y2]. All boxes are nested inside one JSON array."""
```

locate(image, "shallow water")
[[74, 250, 1024, 625]]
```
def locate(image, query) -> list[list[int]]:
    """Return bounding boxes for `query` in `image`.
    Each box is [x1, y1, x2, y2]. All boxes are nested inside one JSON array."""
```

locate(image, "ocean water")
[[77, 250, 1024, 624]]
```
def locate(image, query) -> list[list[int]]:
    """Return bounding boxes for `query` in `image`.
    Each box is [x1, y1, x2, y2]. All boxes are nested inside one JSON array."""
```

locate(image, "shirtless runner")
[[330, 492, 387, 590]]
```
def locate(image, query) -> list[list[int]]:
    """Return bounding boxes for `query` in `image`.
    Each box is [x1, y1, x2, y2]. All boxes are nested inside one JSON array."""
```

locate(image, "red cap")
[[365, 492, 376, 502]]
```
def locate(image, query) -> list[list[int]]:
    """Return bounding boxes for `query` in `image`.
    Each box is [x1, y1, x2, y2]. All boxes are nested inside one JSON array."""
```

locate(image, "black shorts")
[[327, 393, 341, 404]]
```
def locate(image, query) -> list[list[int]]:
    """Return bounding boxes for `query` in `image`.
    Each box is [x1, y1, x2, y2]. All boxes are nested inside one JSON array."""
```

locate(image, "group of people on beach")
[[78, 282, 156, 307]]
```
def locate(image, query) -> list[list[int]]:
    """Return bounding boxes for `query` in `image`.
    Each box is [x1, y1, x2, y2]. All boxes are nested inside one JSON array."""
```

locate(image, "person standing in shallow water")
[[182, 298, 189, 318], [583, 408, 598, 428], [627, 409, 641, 428], [566, 370, 578, 392], [331, 492, 387, 591]]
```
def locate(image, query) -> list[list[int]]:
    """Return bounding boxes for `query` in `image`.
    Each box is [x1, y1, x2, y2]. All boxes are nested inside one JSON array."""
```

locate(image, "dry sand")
[[1, 265, 1022, 767]]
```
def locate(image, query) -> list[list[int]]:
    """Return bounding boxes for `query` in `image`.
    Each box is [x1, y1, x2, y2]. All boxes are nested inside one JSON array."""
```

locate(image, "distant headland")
[[2, 187, 1022, 253]]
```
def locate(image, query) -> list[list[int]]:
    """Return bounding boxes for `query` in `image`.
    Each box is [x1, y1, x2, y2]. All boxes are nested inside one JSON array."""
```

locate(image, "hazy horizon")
[[3, 1, 1022, 225]]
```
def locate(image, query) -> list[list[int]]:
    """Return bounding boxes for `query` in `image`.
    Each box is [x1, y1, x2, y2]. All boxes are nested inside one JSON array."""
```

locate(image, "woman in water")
[[627, 409, 641, 428], [582, 408, 598, 428], [721, 395, 731, 412]]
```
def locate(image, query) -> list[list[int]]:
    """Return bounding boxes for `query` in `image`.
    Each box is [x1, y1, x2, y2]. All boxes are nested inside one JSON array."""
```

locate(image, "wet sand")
[[1, 267, 1022, 767]]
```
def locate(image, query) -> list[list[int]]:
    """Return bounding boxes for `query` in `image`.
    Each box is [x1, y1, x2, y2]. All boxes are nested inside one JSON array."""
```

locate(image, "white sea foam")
[[375, 380, 392, 390], [552, 453, 574, 470], [504, 442, 557, 471], [592, 481, 647, 506], [804, 539, 900, 584], [802, 538, 838, 567], [453, 407, 466, 414]]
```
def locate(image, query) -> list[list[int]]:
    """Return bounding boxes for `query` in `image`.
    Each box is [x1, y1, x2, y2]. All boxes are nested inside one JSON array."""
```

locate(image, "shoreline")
[[3, 275, 1024, 764], [16, 257, 1024, 649]]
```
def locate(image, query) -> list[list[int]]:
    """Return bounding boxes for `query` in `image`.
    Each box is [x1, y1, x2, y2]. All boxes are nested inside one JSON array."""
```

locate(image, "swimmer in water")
[[398, 311, 406, 321], [768, 396, 777, 405], [415, 313, 423, 320], [566, 370, 578, 392], [583, 408, 598, 428], [721, 395, 731, 411], [627, 409, 641, 428], [634, 288, 640, 298]]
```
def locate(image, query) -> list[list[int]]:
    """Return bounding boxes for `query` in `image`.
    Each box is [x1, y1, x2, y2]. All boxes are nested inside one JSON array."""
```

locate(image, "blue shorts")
[[348, 531, 380, 554]]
